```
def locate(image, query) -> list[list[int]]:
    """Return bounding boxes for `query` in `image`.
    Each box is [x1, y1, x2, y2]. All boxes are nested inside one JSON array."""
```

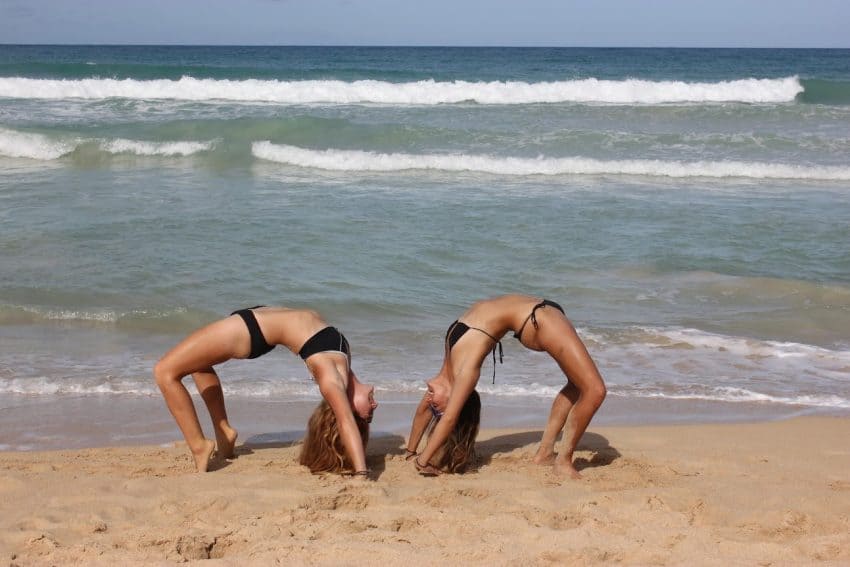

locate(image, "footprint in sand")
[[455, 487, 491, 499], [520, 506, 586, 530], [687, 498, 705, 526], [546, 511, 584, 530], [174, 534, 217, 561], [24, 532, 60, 555], [304, 489, 373, 511], [386, 517, 422, 532], [644, 494, 670, 512], [758, 509, 812, 539]]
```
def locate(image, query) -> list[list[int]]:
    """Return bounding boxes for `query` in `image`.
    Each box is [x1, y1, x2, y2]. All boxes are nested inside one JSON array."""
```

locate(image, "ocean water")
[[1, 46, 849, 450]]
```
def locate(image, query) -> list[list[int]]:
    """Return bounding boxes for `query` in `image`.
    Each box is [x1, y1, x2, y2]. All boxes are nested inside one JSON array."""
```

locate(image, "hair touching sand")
[[299, 400, 370, 473], [428, 390, 481, 473]]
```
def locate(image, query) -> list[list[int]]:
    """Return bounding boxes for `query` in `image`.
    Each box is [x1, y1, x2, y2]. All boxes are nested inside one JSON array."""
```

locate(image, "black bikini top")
[[446, 320, 503, 384], [474, 326, 503, 385]]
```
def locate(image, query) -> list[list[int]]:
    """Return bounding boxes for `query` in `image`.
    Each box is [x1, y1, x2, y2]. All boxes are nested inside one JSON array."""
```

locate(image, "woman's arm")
[[406, 393, 433, 456], [315, 370, 368, 472], [415, 373, 477, 469]]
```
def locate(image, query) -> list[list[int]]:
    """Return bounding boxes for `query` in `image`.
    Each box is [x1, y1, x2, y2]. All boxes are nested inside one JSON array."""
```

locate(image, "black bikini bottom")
[[513, 299, 565, 341], [231, 305, 275, 359]]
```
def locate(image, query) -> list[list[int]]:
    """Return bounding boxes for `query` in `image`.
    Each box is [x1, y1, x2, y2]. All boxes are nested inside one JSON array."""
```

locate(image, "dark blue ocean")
[[1, 46, 848, 449]]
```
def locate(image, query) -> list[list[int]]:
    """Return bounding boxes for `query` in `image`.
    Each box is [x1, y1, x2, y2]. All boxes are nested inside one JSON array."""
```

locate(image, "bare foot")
[[553, 458, 582, 480], [215, 425, 238, 459], [191, 439, 217, 473], [532, 450, 556, 465]]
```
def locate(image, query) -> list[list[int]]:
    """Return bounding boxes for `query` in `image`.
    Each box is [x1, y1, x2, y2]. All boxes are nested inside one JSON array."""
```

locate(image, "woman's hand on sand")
[[346, 470, 373, 481], [413, 457, 441, 476]]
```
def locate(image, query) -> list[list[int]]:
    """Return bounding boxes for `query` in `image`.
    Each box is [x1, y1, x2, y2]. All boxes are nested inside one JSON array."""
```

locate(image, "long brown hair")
[[428, 390, 481, 473], [299, 400, 370, 473]]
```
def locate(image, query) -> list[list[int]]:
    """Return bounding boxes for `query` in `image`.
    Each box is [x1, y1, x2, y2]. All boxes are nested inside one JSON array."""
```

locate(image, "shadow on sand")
[[231, 428, 622, 478], [476, 430, 621, 473], [215, 430, 305, 466], [235, 430, 406, 480], [365, 433, 407, 477]]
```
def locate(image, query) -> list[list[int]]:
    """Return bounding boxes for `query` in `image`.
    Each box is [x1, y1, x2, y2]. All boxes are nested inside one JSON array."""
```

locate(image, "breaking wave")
[[0, 76, 804, 104]]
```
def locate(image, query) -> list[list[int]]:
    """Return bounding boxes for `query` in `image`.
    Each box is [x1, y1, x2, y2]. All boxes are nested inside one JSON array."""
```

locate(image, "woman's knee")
[[153, 358, 181, 389], [580, 380, 606, 408], [590, 381, 607, 406]]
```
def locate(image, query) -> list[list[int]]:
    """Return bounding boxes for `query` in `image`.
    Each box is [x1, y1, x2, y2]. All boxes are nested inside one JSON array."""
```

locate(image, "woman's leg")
[[533, 382, 579, 464], [153, 317, 245, 472], [531, 313, 607, 478], [192, 368, 238, 459], [155, 359, 215, 472]]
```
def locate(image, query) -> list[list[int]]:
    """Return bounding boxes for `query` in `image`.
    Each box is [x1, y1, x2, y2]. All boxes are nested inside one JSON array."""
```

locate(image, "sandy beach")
[[1, 417, 848, 566]]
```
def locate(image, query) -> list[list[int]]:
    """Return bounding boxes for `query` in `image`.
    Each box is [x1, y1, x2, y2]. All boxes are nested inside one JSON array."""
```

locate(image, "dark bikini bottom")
[[231, 305, 275, 359], [513, 299, 565, 341]]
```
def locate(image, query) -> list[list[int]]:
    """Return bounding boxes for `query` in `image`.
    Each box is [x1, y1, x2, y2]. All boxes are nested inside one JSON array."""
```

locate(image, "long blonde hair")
[[299, 400, 370, 473], [428, 390, 481, 473]]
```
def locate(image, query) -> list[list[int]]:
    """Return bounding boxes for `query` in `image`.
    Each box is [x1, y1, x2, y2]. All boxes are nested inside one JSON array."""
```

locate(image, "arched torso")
[[445, 294, 562, 388], [249, 306, 330, 355], [248, 306, 352, 390]]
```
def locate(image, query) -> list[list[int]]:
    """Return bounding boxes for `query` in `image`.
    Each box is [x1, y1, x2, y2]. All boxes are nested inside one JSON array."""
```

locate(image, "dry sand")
[[1, 417, 849, 566]]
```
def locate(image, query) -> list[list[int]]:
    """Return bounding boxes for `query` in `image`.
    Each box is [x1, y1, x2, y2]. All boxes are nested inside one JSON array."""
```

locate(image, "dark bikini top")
[[446, 320, 503, 384]]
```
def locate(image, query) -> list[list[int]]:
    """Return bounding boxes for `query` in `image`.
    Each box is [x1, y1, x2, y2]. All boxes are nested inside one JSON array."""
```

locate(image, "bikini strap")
[[492, 340, 503, 384], [444, 320, 460, 355], [513, 300, 549, 341], [467, 325, 503, 384]]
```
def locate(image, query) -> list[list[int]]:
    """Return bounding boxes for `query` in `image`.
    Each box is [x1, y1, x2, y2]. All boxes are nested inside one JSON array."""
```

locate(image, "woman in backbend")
[[154, 306, 377, 475], [405, 294, 606, 479]]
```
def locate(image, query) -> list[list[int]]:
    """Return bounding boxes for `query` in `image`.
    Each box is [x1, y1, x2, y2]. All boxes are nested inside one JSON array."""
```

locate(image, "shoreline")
[[2, 416, 849, 565], [1, 392, 847, 452]]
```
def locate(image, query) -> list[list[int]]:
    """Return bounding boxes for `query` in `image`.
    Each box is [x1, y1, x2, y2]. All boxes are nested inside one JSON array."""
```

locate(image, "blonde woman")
[[406, 294, 606, 479], [154, 306, 377, 474]]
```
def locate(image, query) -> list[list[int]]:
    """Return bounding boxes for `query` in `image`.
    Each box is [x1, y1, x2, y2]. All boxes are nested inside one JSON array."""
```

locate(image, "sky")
[[0, 0, 848, 48]]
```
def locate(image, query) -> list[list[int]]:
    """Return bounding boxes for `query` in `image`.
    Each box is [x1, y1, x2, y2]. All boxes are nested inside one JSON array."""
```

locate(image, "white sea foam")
[[639, 327, 850, 362], [613, 387, 850, 409], [0, 127, 75, 160], [475, 382, 850, 408], [252, 143, 850, 181], [0, 376, 318, 398], [0, 128, 215, 161], [0, 76, 804, 104], [2, 323, 845, 409], [2, 376, 846, 409], [101, 138, 214, 156], [5, 305, 194, 325]]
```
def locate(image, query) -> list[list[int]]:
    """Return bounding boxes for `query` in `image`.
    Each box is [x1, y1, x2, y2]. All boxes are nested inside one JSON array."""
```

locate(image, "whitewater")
[[0, 76, 804, 104]]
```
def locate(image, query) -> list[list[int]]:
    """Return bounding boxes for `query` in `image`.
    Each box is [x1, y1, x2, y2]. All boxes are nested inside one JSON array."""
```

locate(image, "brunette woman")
[[406, 294, 605, 479]]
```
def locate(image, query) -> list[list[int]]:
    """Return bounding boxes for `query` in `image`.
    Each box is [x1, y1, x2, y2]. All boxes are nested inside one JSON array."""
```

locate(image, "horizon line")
[[2, 43, 849, 50]]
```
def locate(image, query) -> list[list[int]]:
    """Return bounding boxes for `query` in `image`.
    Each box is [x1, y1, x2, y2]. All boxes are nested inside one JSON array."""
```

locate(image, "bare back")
[[250, 307, 332, 355]]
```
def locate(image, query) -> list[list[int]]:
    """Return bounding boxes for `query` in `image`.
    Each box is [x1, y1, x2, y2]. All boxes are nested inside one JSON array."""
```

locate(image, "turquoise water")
[[1, 46, 848, 449]]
